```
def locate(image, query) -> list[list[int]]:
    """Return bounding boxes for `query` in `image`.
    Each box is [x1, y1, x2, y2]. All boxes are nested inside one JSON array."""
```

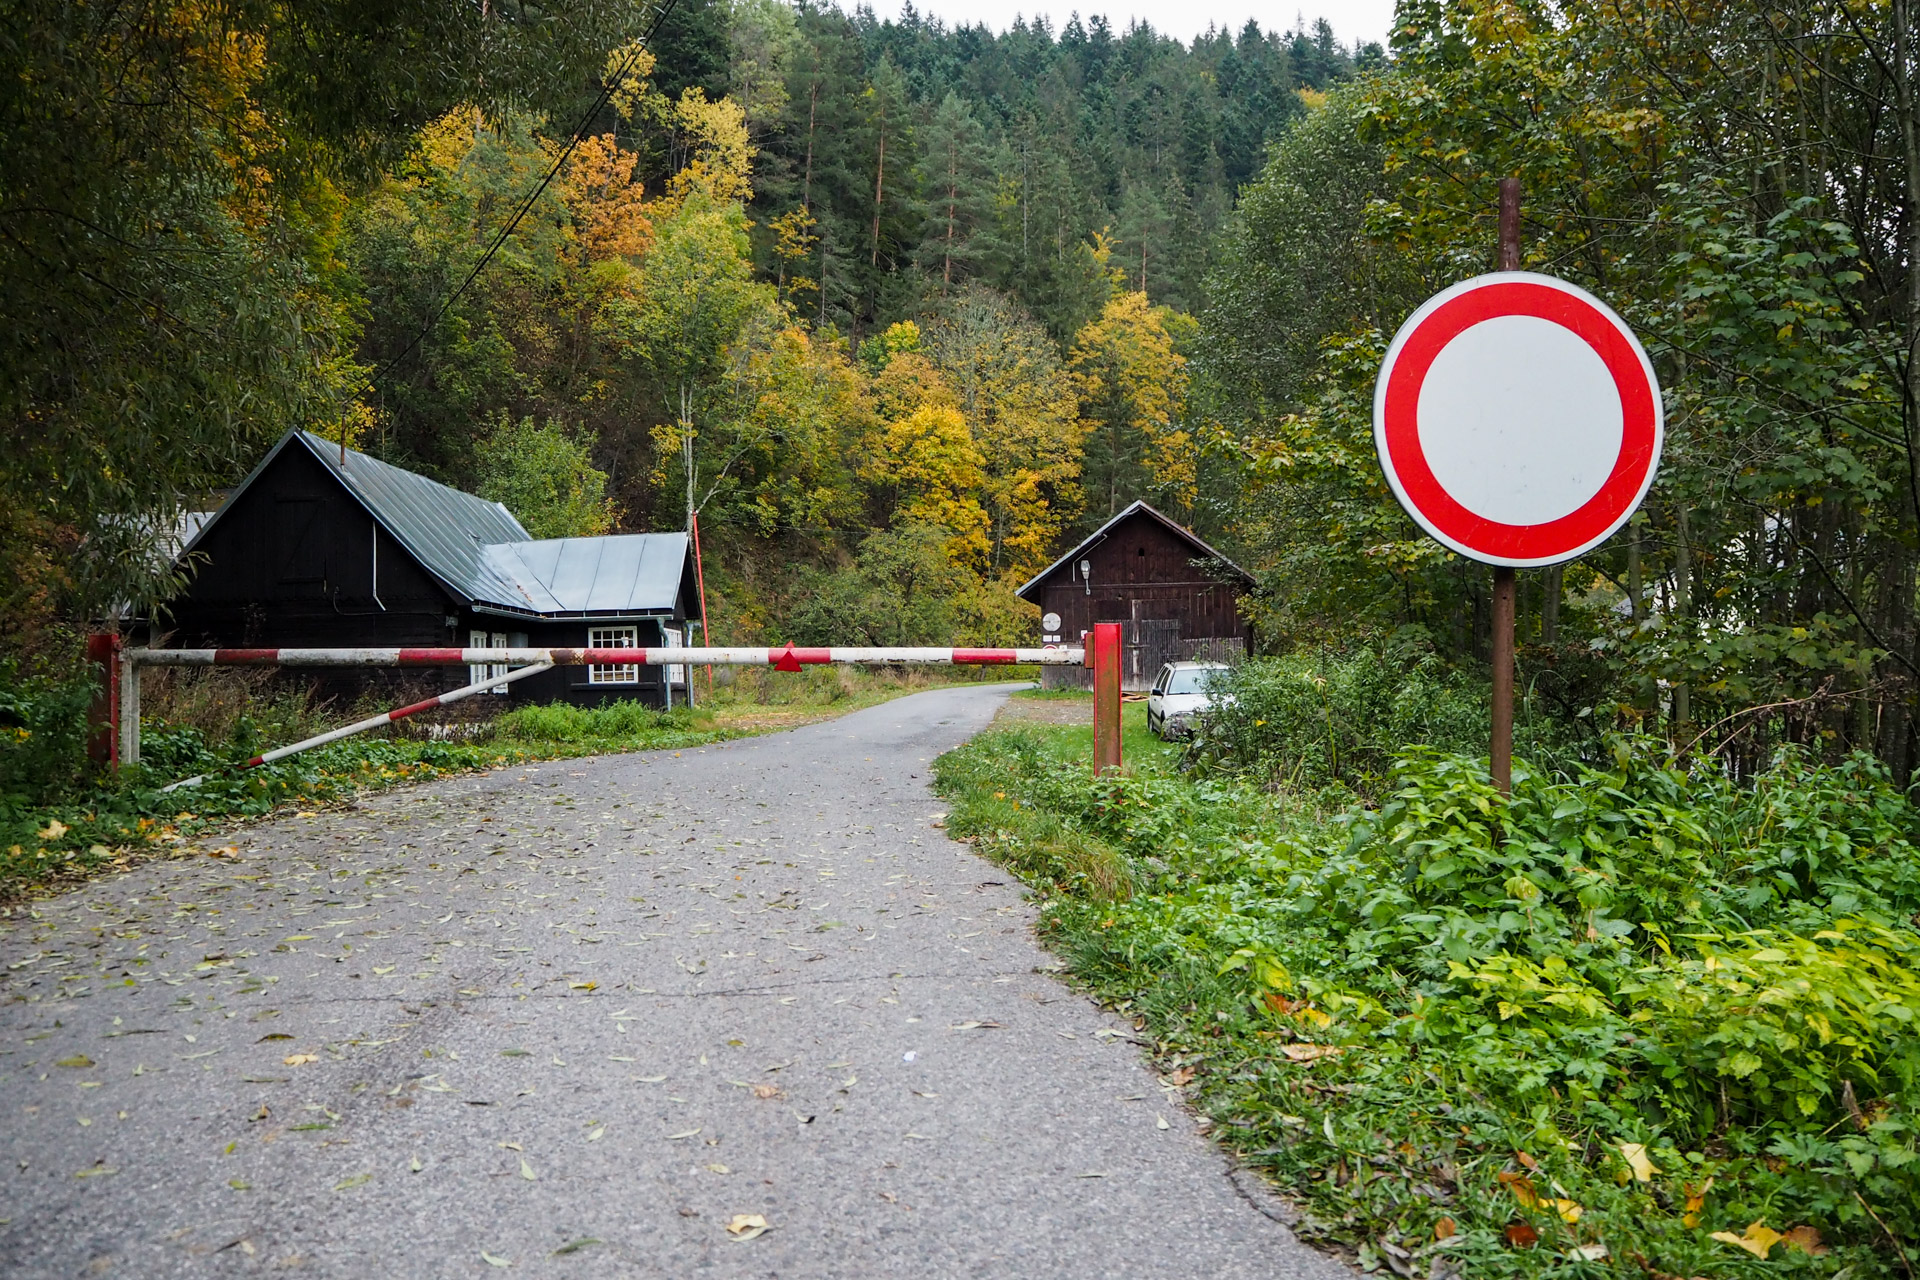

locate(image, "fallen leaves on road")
[[481, 1250, 512, 1267], [949, 1020, 1002, 1031], [282, 1054, 317, 1067], [56, 1055, 93, 1069], [519, 1158, 537, 1181], [725, 1214, 770, 1241], [751, 1083, 784, 1099]]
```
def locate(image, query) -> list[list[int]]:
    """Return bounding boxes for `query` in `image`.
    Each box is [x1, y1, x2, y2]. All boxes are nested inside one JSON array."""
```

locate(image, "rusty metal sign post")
[[1373, 178, 1664, 795], [1490, 178, 1522, 793]]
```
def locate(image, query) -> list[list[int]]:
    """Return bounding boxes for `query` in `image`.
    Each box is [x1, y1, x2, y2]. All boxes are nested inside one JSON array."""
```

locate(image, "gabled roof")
[[1015, 500, 1255, 602], [180, 429, 695, 619], [183, 430, 532, 606], [482, 534, 694, 617]]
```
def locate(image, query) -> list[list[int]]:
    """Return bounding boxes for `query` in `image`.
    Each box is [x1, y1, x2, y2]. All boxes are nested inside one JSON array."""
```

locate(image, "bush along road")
[[934, 704, 1920, 1278], [0, 684, 1351, 1279]]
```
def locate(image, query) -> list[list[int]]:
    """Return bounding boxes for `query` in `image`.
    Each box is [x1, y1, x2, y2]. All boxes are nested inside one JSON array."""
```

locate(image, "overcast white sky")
[[892, 0, 1394, 49]]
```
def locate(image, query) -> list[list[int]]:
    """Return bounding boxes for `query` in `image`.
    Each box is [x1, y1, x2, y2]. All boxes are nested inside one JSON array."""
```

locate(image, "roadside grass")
[[1, 666, 1032, 902], [934, 716, 1920, 1279]]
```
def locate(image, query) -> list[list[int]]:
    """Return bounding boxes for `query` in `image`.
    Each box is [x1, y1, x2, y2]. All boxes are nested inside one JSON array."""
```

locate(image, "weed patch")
[[936, 727, 1920, 1278]]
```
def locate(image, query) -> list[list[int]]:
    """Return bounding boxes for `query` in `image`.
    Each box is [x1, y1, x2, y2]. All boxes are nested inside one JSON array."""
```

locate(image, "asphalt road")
[[0, 683, 1352, 1279]]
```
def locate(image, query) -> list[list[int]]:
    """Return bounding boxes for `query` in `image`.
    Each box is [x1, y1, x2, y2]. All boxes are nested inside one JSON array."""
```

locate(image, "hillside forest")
[[2, 0, 1916, 773], [8, 2, 1920, 1273]]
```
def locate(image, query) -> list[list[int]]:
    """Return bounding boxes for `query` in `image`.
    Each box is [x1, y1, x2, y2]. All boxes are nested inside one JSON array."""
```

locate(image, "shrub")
[[0, 664, 96, 808], [938, 727, 1920, 1270], [1186, 640, 1489, 792]]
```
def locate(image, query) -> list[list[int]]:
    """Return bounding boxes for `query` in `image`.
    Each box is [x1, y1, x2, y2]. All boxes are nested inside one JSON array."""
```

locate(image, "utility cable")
[[362, 0, 681, 402]]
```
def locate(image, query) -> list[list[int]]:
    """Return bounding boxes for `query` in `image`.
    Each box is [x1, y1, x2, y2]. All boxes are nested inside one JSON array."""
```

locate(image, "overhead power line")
[[363, 0, 682, 403]]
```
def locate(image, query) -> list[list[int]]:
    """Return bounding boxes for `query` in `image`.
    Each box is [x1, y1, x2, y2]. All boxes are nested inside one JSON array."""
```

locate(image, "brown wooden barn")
[[156, 429, 700, 708], [1017, 501, 1256, 690]]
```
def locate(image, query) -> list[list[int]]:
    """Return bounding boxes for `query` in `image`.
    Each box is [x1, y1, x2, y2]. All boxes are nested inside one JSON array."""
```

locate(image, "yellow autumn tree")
[[561, 134, 652, 262], [921, 288, 1083, 577], [1070, 290, 1195, 520], [863, 402, 992, 569]]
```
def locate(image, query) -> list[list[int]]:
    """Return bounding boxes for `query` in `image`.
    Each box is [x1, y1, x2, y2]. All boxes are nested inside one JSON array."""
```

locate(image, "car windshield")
[[1164, 668, 1220, 695]]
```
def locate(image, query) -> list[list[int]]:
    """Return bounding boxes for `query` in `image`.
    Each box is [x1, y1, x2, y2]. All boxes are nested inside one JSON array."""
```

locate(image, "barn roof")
[[182, 430, 694, 619], [1015, 500, 1255, 603]]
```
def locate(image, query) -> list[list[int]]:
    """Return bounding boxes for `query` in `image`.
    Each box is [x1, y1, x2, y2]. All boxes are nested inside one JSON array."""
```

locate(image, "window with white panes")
[[469, 629, 523, 693], [588, 625, 638, 684]]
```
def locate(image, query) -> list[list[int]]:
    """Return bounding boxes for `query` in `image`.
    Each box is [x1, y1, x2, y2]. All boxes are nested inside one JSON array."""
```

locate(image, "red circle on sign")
[[1373, 273, 1661, 567]]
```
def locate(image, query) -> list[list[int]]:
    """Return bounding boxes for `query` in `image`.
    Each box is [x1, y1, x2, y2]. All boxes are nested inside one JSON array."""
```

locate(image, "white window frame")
[[469, 629, 524, 693], [470, 629, 506, 694], [661, 625, 686, 687], [589, 625, 639, 684]]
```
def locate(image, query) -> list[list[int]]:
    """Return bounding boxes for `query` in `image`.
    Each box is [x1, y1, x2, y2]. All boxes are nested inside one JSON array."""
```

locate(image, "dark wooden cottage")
[[160, 429, 700, 708], [1017, 501, 1255, 690]]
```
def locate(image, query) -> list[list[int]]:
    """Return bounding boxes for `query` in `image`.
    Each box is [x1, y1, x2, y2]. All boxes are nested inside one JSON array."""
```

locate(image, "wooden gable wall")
[[1032, 511, 1249, 646], [165, 443, 457, 650]]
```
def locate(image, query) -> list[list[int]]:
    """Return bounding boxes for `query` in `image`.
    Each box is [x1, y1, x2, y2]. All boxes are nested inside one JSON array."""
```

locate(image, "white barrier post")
[[119, 652, 141, 768]]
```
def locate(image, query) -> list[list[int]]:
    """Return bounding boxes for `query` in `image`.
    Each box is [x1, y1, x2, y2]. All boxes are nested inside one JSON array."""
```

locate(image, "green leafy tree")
[[473, 416, 615, 540]]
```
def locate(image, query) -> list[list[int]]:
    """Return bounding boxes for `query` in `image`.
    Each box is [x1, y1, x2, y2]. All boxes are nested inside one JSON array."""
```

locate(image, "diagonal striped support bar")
[[159, 662, 555, 793]]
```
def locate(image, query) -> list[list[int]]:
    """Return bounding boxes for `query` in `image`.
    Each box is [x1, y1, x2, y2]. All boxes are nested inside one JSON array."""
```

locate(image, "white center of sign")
[[1416, 314, 1624, 527]]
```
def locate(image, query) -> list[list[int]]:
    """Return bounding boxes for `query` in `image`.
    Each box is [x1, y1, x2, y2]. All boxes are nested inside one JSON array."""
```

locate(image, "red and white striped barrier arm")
[[159, 662, 554, 792], [130, 645, 1083, 669]]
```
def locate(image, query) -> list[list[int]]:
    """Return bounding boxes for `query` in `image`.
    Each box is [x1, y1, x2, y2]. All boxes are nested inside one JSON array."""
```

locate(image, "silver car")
[[1146, 661, 1231, 739]]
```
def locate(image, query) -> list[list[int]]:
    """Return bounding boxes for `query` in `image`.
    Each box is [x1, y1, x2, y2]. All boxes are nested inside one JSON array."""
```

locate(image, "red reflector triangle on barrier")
[[771, 643, 803, 673]]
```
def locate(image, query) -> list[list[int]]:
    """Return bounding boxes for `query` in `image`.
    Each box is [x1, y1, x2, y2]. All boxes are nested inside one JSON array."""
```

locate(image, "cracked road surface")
[[1, 683, 1352, 1278]]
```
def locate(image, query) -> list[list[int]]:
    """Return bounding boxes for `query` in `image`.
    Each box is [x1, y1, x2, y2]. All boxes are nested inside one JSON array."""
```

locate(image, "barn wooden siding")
[[1021, 506, 1253, 691]]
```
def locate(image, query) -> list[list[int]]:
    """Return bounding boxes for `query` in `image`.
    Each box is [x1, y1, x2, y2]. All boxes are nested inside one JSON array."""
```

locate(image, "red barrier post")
[[1091, 621, 1122, 776], [85, 632, 121, 768]]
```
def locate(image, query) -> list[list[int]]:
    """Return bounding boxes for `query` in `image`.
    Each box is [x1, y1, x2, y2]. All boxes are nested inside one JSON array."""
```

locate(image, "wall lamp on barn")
[[1079, 558, 1092, 595]]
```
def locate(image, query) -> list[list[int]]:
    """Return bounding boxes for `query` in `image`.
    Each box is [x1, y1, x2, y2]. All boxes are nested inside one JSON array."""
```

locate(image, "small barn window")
[[589, 625, 639, 684]]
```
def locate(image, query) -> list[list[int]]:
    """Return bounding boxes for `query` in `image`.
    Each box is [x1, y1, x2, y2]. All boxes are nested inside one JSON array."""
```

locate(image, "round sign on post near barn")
[[1374, 271, 1662, 568]]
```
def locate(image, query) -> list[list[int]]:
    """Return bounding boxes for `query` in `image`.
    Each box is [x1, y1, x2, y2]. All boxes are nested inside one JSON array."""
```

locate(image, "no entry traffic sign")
[[1374, 271, 1663, 568]]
